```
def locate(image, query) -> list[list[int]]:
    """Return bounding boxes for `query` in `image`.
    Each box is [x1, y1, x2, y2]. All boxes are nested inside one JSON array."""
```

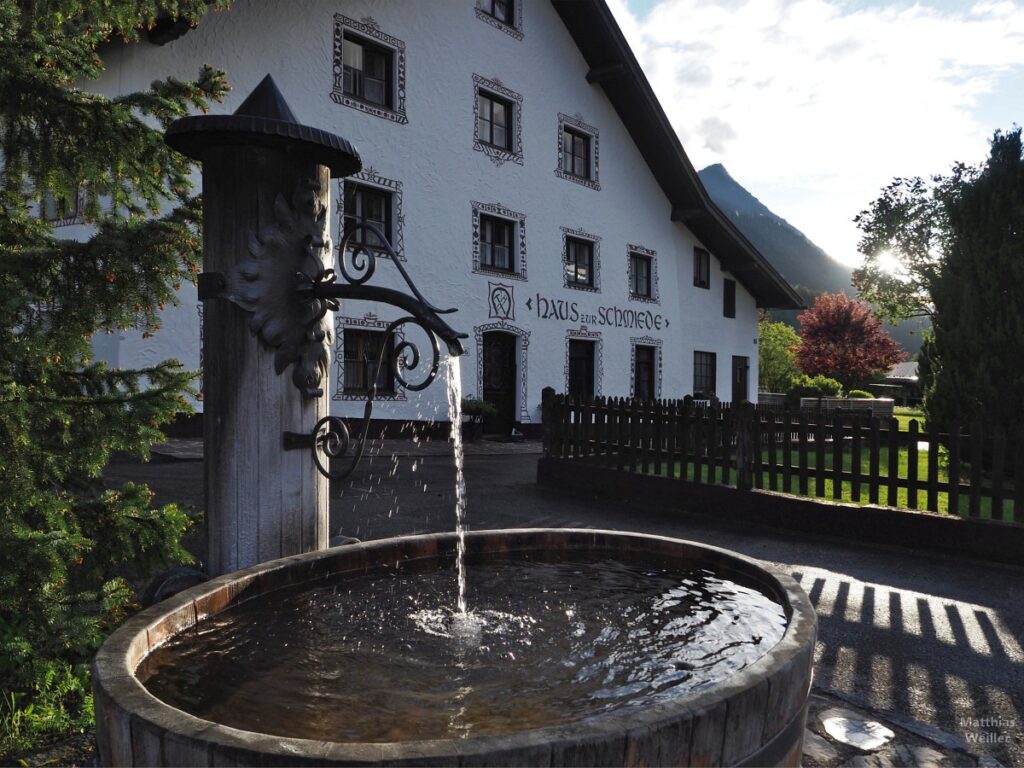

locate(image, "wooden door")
[[732, 355, 749, 403], [482, 332, 517, 435]]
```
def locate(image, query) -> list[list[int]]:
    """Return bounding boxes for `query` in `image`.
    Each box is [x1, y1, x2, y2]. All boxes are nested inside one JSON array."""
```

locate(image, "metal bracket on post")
[[197, 272, 227, 301], [282, 431, 316, 450]]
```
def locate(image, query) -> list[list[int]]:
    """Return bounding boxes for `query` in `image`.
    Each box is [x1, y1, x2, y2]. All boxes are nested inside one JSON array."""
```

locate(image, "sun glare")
[[876, 249, 904, 276]]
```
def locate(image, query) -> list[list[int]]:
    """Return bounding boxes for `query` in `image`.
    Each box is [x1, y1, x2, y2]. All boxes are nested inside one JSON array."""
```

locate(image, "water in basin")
[[139, 555, 785, 743]]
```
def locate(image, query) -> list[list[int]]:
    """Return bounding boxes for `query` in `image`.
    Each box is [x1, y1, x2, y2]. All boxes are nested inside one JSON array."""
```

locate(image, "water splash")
[[445, 356, 469, 614]]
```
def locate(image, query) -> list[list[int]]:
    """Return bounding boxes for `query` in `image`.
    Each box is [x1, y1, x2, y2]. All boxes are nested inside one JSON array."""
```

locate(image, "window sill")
[[566, 281, 599, 293], [335, 390, 403, 402], [474, 7, 523, 40], [629, 293, 659, 305], [479, 139, 514, 153], [475, 265, 526, 281], [343, 92, 393, 111], [330, 90, 408, 125], [554, 168, 600, 191], [42, 215, 85, 228], [474, 139, 523, 167]]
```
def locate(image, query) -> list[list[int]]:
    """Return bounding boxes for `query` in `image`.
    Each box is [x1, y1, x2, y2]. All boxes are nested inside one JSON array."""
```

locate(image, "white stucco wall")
[[87, 0, 763, 425]]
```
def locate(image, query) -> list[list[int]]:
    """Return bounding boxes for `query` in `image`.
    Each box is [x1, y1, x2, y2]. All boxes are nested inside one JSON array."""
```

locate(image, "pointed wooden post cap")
[[166, 74, 362, 178]]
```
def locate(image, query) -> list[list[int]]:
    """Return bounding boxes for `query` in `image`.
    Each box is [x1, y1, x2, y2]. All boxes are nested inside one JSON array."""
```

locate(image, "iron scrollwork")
[[307, 307, 447, 481], [302, 224, 463, 480], [201, 176, 467, 480]]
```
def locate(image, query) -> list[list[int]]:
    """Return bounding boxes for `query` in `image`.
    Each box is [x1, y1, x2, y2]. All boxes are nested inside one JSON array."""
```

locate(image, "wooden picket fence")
[[540, 390, 1023, 524]]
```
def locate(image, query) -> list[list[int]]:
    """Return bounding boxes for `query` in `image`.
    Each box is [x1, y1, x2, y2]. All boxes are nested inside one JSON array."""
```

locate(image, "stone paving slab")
[[805, 691, 994, 767]]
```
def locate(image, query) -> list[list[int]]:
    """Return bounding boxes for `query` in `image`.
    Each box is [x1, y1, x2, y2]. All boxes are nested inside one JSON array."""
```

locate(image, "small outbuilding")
[[876, 361, 921, 406]]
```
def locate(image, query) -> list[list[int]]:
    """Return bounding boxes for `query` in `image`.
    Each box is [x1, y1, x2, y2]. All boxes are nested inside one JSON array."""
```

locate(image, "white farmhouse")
[[72, 0, 800, 436]]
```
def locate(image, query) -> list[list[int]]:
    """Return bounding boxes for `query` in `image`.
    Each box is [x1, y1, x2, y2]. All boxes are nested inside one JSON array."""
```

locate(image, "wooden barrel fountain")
[[93, 529, 816, 767]]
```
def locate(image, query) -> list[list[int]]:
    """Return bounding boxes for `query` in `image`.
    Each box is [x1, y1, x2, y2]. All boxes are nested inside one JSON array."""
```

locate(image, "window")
[[475, 0, 523, 39], [568, 340, 596, 400], [555, 113, 600, 190], [483, 0, 513, 24], [473, 201, 526, 279], [630, 252, 652, 299], [473, 76, 524, 165], [331, 16, 407, 124], [561, 227, 600, 290], [561, 127, 591, 178], [477, 91, 513, 151], [342, 34, 392, 108], [344, 330, 395, 395], [694, 247, 710, 289], [343, 184, 391, 250], [634, 345, 656, 401], [565, 237, 594, 288], [723, 278, 736, 318], [479, 214, 514, 272], [694, 351, 717, 397], [39, 187, 83, 225]]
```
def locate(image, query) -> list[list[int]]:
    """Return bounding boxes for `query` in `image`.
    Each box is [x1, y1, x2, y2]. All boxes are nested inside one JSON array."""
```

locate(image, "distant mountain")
[[698, 163, 926, 355], [698, 163, 853, 302]]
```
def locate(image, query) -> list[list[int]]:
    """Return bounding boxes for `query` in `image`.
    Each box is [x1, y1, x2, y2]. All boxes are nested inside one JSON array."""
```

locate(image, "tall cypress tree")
[[0, 1, 228, 754], [925, 129, 1024, 441]]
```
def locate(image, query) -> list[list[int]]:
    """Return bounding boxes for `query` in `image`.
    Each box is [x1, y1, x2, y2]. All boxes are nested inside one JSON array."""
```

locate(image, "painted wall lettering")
[[530, 294, 669, 330], [534, 294, 581, 323]]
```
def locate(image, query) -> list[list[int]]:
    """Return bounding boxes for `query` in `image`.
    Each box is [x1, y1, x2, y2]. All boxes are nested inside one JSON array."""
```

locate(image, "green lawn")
[[654, 440, 1014, 522], [893, 406, 926, 433], [600, 406, 1017, 522]]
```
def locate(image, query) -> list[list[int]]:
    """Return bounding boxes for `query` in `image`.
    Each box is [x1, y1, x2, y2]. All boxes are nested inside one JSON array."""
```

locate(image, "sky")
[[610, 0, 1024, 267]]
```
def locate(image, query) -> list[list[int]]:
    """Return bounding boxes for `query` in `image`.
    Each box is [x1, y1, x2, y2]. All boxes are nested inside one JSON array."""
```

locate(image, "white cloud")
[[609, 0, 1024, 265]]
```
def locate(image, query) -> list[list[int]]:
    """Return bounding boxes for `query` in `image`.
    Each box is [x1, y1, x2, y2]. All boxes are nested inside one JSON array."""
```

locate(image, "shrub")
[[787, 374, 843, 404], [0, 1, 229, 757], [461, 398, 498, 417], [758, 319, 801, 393], [0, 661, 93, 758], [847, 389, 875, 399]]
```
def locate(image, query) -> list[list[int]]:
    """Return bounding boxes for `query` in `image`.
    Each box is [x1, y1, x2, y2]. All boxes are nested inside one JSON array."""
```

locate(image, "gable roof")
[[885, 361, 919, 382], [551, 0, 803, 310], [148, 1, 803, 310]]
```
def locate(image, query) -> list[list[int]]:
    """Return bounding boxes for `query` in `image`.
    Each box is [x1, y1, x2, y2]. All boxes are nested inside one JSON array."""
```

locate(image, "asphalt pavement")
[[104, 438, 1024, 766]]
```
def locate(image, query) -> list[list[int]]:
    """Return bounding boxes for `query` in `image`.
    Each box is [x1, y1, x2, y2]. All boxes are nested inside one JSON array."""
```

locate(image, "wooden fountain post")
[[166, 76, 362, 576]]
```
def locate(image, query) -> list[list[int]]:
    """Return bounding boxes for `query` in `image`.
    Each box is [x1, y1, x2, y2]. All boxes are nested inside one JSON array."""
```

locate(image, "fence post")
[[541, 386, 556, 457], [736, 401, 755, 491]]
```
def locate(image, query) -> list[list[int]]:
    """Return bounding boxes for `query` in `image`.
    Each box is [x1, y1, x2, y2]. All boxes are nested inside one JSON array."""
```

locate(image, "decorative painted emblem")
[[488, 281, 515, 321]]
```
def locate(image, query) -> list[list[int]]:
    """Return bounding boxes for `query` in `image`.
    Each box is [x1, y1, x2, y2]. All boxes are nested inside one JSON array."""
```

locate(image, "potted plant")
[[460, 398, 497, 442]]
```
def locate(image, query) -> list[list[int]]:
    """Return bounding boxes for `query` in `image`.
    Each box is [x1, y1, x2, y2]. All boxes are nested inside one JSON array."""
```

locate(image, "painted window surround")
[[331, 14, 408, 125], [337, 167, 406, 261], [474, 0, 523, 40], [627, 243, 659, 304], [560, 226, 601, 292], [555, 112, 600, 190], [472, 201, 528, 280], [472, 74, 524, 166]]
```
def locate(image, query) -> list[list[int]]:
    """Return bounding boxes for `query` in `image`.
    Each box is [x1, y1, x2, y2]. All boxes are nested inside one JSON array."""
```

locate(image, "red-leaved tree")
[[796, 293, 905, 391]]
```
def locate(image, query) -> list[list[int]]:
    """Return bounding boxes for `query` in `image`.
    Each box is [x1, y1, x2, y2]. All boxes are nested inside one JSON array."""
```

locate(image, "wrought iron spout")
[[279, 222, 469, 481], [310, 282, 467, 357], [326, 222, 468, 356]]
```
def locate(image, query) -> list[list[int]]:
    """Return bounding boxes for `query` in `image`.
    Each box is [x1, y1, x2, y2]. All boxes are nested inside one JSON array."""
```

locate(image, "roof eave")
[[551, 0, 804, 311]]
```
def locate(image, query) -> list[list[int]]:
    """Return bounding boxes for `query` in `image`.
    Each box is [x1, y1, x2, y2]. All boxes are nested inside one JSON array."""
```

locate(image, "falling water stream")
[[444, 356, 470, 615]]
